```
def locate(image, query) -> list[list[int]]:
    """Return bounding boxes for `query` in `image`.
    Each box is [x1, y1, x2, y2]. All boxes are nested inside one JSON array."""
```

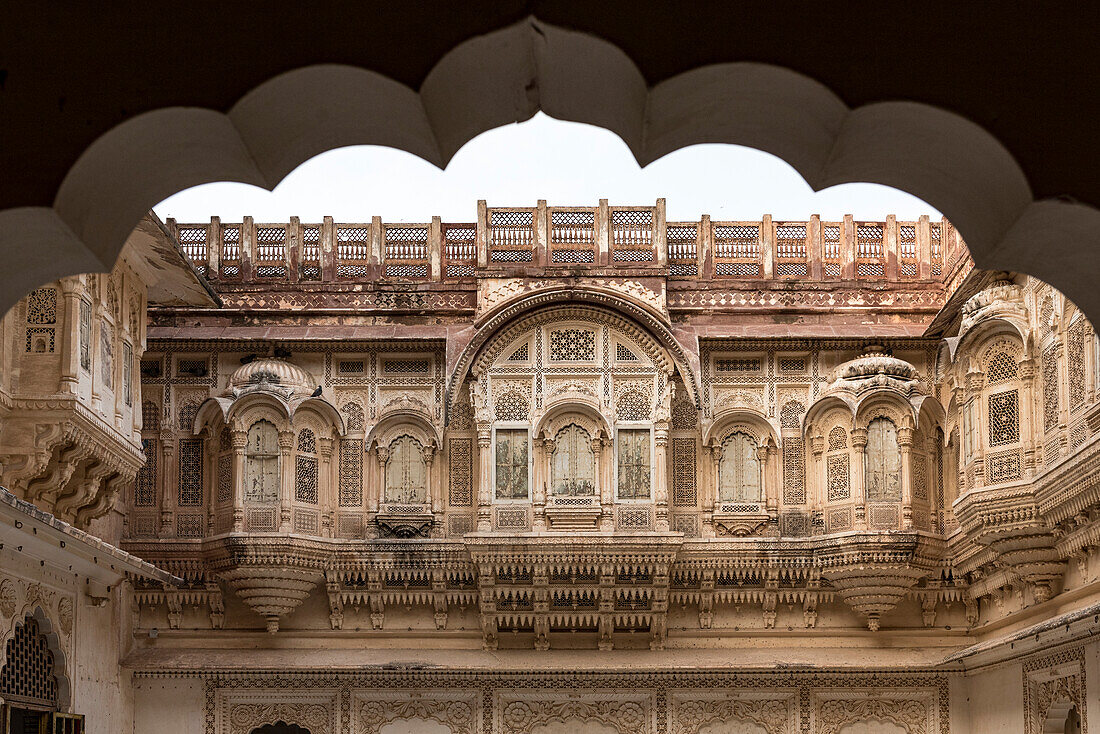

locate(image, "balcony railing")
[[166, 200, 962, 286]]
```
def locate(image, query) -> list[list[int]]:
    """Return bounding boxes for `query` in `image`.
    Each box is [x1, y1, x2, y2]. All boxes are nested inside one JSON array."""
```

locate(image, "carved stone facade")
[[5, 204, 1100, 732]]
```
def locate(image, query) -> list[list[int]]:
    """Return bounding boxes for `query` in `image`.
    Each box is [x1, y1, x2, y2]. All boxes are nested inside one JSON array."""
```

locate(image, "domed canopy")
[[227, 358, 316, 398], [824, 345, 920, 397]]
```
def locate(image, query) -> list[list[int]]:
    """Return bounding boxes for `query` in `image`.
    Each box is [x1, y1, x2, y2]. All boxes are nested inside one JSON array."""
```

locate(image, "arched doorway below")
[[251, 723, 311, 734]]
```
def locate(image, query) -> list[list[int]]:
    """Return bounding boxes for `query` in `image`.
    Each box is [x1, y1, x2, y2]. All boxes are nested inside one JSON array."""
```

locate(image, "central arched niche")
[[251, 723, 311, 734], [464, 303, 685, 532]]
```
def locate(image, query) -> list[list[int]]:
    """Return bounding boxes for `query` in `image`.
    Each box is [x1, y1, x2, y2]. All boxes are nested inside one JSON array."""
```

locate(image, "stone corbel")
[[205, 581, 224, 629], [325, 569, 343, 630], [432, 568, 448, 630]]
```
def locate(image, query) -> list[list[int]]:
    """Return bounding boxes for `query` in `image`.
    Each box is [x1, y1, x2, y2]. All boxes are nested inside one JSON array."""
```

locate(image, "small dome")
[[227, 358, 315, 396], [832, 345, 919, 383]]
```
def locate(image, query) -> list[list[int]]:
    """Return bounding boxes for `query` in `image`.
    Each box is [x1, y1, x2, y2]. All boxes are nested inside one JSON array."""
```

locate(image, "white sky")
[[155, 113, 940, 223]]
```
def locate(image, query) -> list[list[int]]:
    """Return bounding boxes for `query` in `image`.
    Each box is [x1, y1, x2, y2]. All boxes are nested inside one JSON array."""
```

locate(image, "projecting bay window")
[[494, 428, 530, 501]]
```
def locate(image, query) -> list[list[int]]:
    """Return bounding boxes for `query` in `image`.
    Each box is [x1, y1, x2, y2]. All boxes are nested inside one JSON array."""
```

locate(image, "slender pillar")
[[654, 198, 667, 266], [595, 436, 611, 530], [850, 427, 868, 530], [373, 446, 389, 511], [654, 427, 670, 532], [476, 200, 489, 268], [760, 214, 774, 279], [159, 433, 176, 537], [58, 280, 81, 393], [596, 199, 610, 267], [278, 429, 294, 532], [423, 445, 439, 513], [318, 436, 335, 537], [230, 428, 246, 532], [476, 428, 492, 531], [898, 425, 914, 530]]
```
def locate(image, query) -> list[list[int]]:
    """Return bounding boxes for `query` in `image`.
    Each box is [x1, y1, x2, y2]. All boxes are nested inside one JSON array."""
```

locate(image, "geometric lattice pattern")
[[988, 390, 1020, 447], [671, 437, 697, 506], [26, 287, 57, 325], [671, 399, 698, 430], [1068, 319, 1088, 411], [548, 329, 595, 361], [341, 402, 365, 432], [494, 390, 530, 422], [339, 439, 363, 506], [828, 427, 848, 451], [134, 438, 157, 506], [0, 617, 59, 708], [782, 437, 805, 504], [297, 429, 316, 453], [448, 438, 472, 506], [177, 438, 204, 506], [986, 350, 1019, 384], [987, 450, 1022, 483], [1043, 348, 1060, 431], [217, 452, 232, 504], [295, 455, 318, 504], [616, 389, 650, 421], [827, 453, 850, 501], [912, 453, 928, 501]]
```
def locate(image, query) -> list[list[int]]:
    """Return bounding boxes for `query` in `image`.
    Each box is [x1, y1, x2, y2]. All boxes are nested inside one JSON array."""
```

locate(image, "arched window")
[[294, 428, 318, 504], [719, 432, 761, 502], [245, 420, 280, 503], [0, 616, 59, 711], [865, 418, 901, 502], [551, 424, 595, 496], [384, 436, 427, 504]]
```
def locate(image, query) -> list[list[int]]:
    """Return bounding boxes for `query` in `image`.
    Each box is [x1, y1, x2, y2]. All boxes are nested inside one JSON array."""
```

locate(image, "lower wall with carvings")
[[132, 671, 955, 734], [0, 550, 135, 731]]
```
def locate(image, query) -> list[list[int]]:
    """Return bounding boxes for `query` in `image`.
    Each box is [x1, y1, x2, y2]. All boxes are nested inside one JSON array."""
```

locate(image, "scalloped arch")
[[4, 17, 1100, 334]]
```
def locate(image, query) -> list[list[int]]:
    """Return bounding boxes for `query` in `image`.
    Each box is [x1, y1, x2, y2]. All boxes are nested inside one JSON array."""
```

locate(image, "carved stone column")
[[594, 436, 611, 531], [810, 434, 825, 534], [1018, 358, 1039, 476], [318, 436, 334, 537], [423, 444, 439, 513], [158, 431, 176, 537], [898, 425, 914, 530], [654, 426, 670, 532], [58, 280, 80, 393], [476, 427, 492, 531], [374, 445, 390, 511], [533, 437, 552, 531], [704, 444, 720, 537], [230, 428, 246, 532], [278, 429, 294, 532], [761, 439, 778, 514], [850, 427, 868, 530]]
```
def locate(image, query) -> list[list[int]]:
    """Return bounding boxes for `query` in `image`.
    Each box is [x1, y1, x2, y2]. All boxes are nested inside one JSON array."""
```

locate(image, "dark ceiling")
[[2, 2, 1096, 210]]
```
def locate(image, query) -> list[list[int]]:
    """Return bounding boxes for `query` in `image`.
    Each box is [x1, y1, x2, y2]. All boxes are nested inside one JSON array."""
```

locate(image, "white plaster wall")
[[71, 585, 134, 733], [133, 677, 205, 734], [963, 663, 1025, 734]]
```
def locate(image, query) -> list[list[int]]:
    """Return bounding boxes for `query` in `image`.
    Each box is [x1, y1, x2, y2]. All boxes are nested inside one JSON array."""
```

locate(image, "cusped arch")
[[449, 297, 700, 418], [0, 605, 72, 713], [534, 400, 612, 443], [951, 316, 1031, 366], [803, 394, 856, 440], [704, 409, 778, 451], [854, 391, 915, 430], [366, 411, 438, 452], [225, 392, 293, 432]]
